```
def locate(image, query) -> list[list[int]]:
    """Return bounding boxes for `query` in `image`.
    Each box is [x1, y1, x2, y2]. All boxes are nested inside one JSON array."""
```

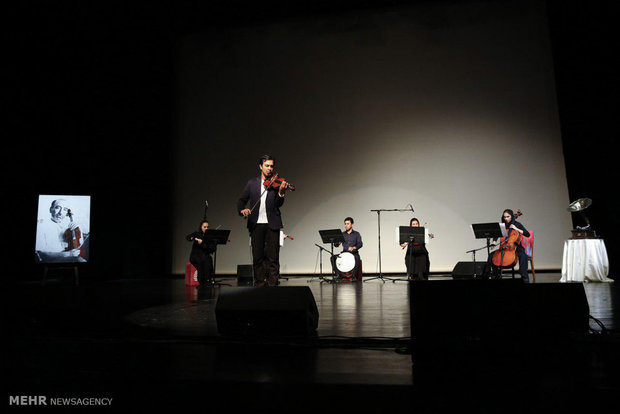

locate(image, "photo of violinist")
[[35, 195, 90, 263], [186, 219, 218, 287], [237, 155, 291, 287], [400, 217, 433, 280], [485, 209, 530, 282]]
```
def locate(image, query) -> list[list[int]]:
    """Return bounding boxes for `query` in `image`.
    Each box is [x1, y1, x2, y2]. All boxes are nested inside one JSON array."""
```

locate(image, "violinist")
[[486, 209, 530, 282], [400, 218, 433, 280], [237, 155, 290, 287], [35, 199, 87, 263], [186, 220, 217, 287]]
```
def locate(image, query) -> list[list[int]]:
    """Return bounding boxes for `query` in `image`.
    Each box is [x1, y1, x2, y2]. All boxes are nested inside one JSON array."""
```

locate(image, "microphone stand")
[[465, 245, 489, 279], [364, 206, 414, 283]]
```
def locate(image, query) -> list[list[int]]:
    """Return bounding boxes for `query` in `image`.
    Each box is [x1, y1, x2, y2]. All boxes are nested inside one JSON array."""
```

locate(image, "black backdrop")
[[7, 0, 617, 280]]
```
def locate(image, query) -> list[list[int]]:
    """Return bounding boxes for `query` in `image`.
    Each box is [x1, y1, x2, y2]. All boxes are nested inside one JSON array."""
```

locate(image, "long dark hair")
[[410, 217, 419, 226], [198, 220, 209, 231], [501, 209, 515, 225]]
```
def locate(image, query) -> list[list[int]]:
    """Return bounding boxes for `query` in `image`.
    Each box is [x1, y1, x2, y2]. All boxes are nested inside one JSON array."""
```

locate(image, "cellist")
[[485, 209, 531, 282]]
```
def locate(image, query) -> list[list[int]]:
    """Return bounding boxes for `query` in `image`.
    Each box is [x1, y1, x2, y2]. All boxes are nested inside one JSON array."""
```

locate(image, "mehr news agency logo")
[[9, 396, 113, 406]]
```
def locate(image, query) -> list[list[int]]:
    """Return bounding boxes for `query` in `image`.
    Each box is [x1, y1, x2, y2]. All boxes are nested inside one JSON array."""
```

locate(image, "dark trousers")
[[405, 252, 430, 280], [190, 254, 213, 285], [486, 248, 529, 282], [330, 252, 360, 279], [251, 224, 280, 286]]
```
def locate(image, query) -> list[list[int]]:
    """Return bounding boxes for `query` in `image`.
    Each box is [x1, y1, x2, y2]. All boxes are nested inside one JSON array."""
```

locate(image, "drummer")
[[330, 217, 363, 281]]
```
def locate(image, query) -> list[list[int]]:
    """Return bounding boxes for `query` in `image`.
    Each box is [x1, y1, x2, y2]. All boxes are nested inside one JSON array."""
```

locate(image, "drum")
[[336, 252, 356, 276]]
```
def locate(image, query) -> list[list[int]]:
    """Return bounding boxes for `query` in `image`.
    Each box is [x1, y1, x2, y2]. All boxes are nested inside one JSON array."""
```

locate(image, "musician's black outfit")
[[404, 241, 430, 280], [330, 230, 363, 280], [186, 231, 217, 286], [485, 221, 530, 282], [237, 177, 285, 287]]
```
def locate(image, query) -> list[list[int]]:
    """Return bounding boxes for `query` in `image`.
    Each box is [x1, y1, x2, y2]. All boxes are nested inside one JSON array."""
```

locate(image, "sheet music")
[[395, 227, 431, 244]]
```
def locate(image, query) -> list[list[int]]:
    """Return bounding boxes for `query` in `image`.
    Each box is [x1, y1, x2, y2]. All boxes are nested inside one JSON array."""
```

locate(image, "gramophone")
[[567, 198, 597, 239]]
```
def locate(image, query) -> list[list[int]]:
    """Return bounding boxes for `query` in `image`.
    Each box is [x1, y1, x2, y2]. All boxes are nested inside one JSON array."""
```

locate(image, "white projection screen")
[[171, 0, 572, 275]]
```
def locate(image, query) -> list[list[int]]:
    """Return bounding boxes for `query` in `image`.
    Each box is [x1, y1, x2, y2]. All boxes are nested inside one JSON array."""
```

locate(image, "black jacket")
[[186, 231, 217, 261], [236, 177, 285, 231]]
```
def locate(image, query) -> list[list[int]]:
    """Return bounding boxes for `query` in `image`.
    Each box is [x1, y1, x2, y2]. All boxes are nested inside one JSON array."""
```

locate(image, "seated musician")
[[186, 220, 218, 287], [330, 217, 363, 280], [485, 209, 530, 282], [400, 218, 433, 280]]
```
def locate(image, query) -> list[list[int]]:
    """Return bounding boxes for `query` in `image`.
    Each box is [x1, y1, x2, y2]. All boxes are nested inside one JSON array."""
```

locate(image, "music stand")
[[318, 229, 345, 284], [470, 223, 506, 278], [308, 243, 332, 283], [397, 226, 426, 282], [204, 229, 232, 287]]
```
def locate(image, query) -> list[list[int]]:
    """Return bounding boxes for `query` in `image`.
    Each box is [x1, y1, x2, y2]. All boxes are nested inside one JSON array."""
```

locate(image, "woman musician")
[[486, 209, 530, 282], [186, 219, 218, 287], [400, 218, 434, 280]]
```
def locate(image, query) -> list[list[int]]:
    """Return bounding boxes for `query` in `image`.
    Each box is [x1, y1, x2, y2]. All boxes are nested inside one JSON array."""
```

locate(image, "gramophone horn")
[[567, 198, 592, 212]]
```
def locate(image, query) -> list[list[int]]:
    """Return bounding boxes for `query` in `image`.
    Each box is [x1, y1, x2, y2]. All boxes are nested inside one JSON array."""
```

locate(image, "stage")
[[3, 273, 619, 412]]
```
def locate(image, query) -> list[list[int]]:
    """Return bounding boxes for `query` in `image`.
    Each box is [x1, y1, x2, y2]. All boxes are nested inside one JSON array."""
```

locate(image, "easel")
[[41, 263, 80, 286], [397, 226, 426, 282], [470, 222, 507, 278]]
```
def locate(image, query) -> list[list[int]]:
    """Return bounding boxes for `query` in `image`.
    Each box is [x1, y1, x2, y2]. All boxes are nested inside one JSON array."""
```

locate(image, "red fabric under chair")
[[185, 262, 199, 286]]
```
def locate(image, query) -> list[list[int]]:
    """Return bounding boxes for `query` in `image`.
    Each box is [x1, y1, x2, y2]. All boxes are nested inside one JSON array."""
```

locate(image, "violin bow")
[[248, 173, 279, 215]]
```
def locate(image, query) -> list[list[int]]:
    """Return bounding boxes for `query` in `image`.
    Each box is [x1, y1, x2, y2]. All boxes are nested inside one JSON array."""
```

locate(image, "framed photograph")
[[35, 195, 91, 263]]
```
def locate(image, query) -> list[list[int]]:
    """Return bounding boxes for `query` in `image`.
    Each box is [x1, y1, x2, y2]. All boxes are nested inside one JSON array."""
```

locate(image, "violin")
[[64, 209, 86, 259], [264, 173, 295, 191], [491, 209, 523, 268]]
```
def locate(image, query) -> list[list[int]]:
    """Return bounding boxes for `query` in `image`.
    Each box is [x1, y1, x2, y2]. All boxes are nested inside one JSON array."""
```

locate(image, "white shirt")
[[257, 179, 269, 224], [257, 176, 285, 224], [36, 218, 71, 252]]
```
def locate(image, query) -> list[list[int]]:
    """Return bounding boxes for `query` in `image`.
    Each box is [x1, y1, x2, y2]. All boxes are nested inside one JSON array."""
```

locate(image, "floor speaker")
[[236, 264, 254, 286], [451, 261, 486, 279], [409, 280, 589, 364], [215, 286, 319, 335]]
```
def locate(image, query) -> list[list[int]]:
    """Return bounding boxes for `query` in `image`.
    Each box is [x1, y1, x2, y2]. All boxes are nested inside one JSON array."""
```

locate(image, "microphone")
[[409, 203, 414, 212]]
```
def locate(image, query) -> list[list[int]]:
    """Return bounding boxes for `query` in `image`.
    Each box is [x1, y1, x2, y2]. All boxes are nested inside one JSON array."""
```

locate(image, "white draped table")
[[561, 239, 612, 282]]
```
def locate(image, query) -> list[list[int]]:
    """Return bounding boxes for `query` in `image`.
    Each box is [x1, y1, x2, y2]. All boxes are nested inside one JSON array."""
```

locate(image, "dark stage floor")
[[3, 273, 619, 412]]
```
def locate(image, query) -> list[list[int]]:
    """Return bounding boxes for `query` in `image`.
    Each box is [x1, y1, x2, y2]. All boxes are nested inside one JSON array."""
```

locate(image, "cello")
[[491, 209, 523, 268]]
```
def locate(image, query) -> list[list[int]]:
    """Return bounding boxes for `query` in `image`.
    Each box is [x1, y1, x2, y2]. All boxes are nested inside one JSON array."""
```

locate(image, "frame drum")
[[336, 252, 355, 276]]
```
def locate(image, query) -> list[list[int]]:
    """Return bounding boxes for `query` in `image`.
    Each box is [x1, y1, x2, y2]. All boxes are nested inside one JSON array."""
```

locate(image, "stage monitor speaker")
[[215, 286, 319, 336], [236, 264, 254, 286], [409, 280, 589, 364], [451, 261, 485, 279]]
